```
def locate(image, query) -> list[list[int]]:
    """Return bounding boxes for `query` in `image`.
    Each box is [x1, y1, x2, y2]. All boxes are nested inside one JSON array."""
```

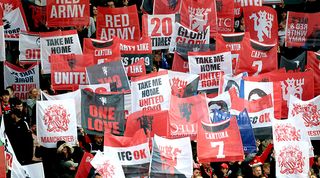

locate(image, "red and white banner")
[[307, 51, 320, 97], [207, 91, 232, 116], [1, 0, 28, 40], [90, 151, 125, 178], [97, 5, 140, 41], [19, 31, 41, 61], [124, 110, 169, 138], [240, 0, 262, 6], [219, 72, 247, 94], [197, 117, 244, 162], [167, 70, 199, 97], [150, 135, 193, 177], [289, 95, 320, 140], [169, 22, 210, 53], [79, 83, 111, 94], [285, 12, 320, 48], [153, 0, 181, 15], [243, 6, 278, 44], [275, 141, 309, 178], [83, 37, 121, 64], [104, 129, 150, 177], [188, 51, 232, 91], [75, 152, 94, 178], [216, 0, 234, 33], [234, 0, 242, 18], [235, 39, 277, 76], [41, 90, 82, 126], [142, 14, 175, 50], [46, 0, 90, 27], [125, 59, 146, 77], [180, 0, 217, 36], [215, 32, 250, 73], [118, 37, 152, 54], [0, 21, 4, 61], [50, 54, 94, 91], [131, 70, 171, 112], [169, 94, 208, 140], [4, 61, 40, 101], [36, 99, 77, 148], [40, 30, 82, 74]]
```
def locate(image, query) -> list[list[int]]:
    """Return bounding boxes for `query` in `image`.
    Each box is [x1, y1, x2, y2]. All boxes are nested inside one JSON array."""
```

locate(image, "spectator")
[[90, 135, 104, 153], [13, 99, 31, 126], [1, 90, 12, 116], [5, 108, 33, 165], [192, 165, 201, 178], [107, 0, 116, 8], [6, 86, 18, 105], [26, 87, 39, 119], [218, 163, 229, 178], [56, 141, 79, 178], [252, 165, 263, 178], [312, 155, 320, 178], [262, 163, 271, 177]]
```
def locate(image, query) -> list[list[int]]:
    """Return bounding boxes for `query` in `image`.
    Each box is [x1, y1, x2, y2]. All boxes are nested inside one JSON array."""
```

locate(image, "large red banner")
[[285, 12, 320, 48], [307, 51, 320, 97], [179, 0, 217, 36], [97, 5, 140, 41], [243, 6, 278, 44], [216, 0, 234, 33], [46, 0, 90, 27], [50, 54, 94, 91], [153, 0, 182, 14]]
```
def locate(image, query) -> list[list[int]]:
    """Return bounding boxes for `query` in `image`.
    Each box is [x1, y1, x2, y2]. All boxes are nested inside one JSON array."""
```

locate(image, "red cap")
[[221, 163, 229, 169]]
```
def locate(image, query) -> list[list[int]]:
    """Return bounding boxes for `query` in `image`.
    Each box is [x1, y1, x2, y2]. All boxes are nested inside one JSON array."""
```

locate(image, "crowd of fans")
[[1, 0, 320, 178]]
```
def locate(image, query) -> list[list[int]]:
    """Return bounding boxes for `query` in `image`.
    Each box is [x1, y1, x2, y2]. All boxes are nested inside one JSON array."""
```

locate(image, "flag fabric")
[[96, 5, 140, 41], [125, 58, 146, 77], [21, 162, 45, 178], [124, 110, 169, 138], [207, 91, 232, 117], [235, 39, 277, 76], [4, 61, 40, 100], [150, 135, 193, 177], [19, 31, 41, 61], [121, 54, 153, 72], [240, 0, 262, 7], [41, 90, 82, 126], [197, 117, 244, 163], [215, 32, 251, 72], [188, 51, 232, 91], [86, 60, 130, 92], [169, 22, 210, 53], [46, 0, 90, 27], [216, 0, 235, 33], [180, 0, 217, 36], [307, 51, 320, 97], [75, 152, 94, 178], [169, 94, 209, 140], [288, 95, 320, 140], [83, 37, 121, 64], [280, 52, 306, 71], [50, 54, 94, 91], [218, 72, 248, 94], [285, 12, 320, 48], [243, 6, 278, 44], [167, 70, 199, 97], [142, 14, 175, 50], [40, 30, 82, 74], [153, 0, 182, 15], [1, 0, 28, 40], [118, 37, 152, 54], [79, 83, 111, 94], [210, 109, 257, 154], [0, 146, 5, 178], [104, 129, 150, 177], [90, 151, 125, 178], [0, 21, 5, 61], [81, 89, 125, 136], [36, 99, 78, 148], [131, 70, 171, 112]]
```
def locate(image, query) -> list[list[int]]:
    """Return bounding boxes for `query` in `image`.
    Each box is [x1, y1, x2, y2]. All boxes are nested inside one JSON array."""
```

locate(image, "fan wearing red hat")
[[220, 163, 229, 178], [249, 143, 273, 178]]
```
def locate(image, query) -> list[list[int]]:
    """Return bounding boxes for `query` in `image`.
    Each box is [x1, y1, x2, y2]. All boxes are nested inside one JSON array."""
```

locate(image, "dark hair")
[[1, 90, 10, 96], [13, 99, 23, 106]]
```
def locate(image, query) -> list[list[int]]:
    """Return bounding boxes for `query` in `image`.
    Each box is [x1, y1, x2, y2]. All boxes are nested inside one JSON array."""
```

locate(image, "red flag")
[[124, 110, 169, 137], [243, 6, 278, 44], [172, 52, 189, 73], [235, 39, 277, 76], [153, 0, 182, 14], [96, 5, 140, 40], [180, 0, 218, 36], [118, 37, 152, 54], [240, 0, 262, 7], [0, 146, 5, 178], [197, 117, 244, 162], [169, 94, 208, 140], [50, 54, 94, 91], [75, 152, 94, 178], [285, 12, 320, 48], [83, 37, 121, 64], [216, 0, 235, 33], [307, 51, 320, 97], [46, 0, 90, 27], [126, 59, 146, 77], [215, 32, 250, 73], [234, 0, 242, 18]]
